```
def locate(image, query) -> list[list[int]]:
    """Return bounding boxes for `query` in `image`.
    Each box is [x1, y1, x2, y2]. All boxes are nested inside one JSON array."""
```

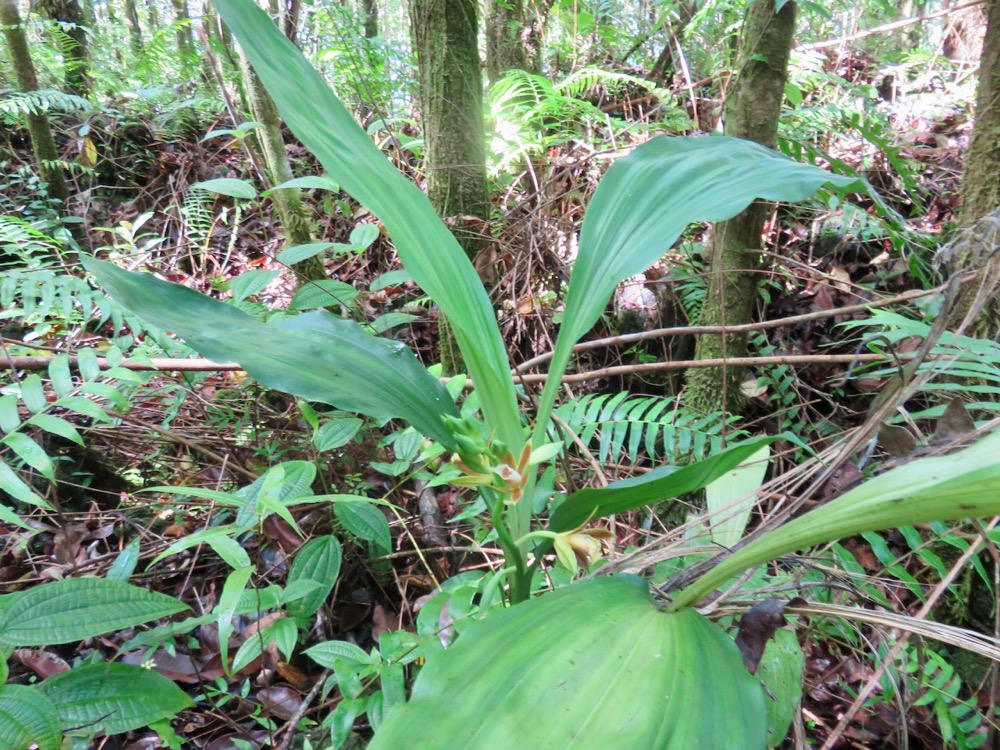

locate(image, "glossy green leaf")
[[37, 663, 193, 736], [0, 577, 188, 646], [26, 413, 83, 446], [533, 135, 865, 440], [0, 685, 61, 750], [82, 256, 459, 447], [305, 639, 372, 668], [228, 269, 280, 303], [1, 432, 55, 481], [550, 435, 780, 532], [370, 577, 767, 749], [672, 429, 1000, 609], [286, 535, 342, 619], [192, 178, 257, 200], [212, 0, 522, 453], [314, 417, 362, 451], [0, 458, 52, 509], [335, 500, 391, 551]]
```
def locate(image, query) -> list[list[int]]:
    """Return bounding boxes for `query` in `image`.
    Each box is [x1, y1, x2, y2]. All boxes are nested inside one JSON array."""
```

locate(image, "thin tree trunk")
[[685, 0, 797, 415], [485, 0, 529, 83], [238, 49, 325, 282], [124, 0, 143, 55], [361, 0, 377, 38], [170, 0, 196, 59], [410, 0, 489, 375], [0, 0, 72, 211], [37, 0, 92, 97]]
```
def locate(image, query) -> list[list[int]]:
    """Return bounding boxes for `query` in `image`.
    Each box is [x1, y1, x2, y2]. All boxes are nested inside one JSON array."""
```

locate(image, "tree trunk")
[[170, 0, 196, 59], [949, 0, 1000, 338], [37, 0, 92, 97], [0, 0, 72, 211], [361, 0, 377, 38], [238, 49, 326, 282], [410, 0, 489, 374], [685, 0, 796, 415], [485, 0, 528, 83], [124, 0, 143, 55]]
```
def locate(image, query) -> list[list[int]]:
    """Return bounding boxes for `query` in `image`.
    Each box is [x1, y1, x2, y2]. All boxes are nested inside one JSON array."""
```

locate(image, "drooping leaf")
[[37, 663, 193, 736], [370, 577, 767, 749], [277, 242, 337, 265], [671, 429, 1000, 609], [705, 444, 770, 548], [0, 578, 189, 647], [192, 178, 257, 200], [286, 535, 342, 619], [550, 435, 780, 532], [758, 629, 804, 748], [533, 135, 865, 438], [212, 0, 522, 453], [82, 257, 459, 447], [0, 685, 61, 750]]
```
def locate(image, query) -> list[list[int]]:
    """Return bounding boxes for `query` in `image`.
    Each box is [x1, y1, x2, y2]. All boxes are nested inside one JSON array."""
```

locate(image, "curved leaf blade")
[[550, 435, 779, 532], [82, 256, 459, 447], [211, 0, 522, 452], [0, 685, 61, 750], [370, 577, 767, 749]]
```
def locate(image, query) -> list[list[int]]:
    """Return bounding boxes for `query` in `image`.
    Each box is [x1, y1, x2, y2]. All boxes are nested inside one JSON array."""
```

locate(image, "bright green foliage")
[[757, 629, 804, 748], [285, 535, 342, 620], [0, 577, 188, 646], [37, 663, 193, 737], [0, 684, 62, 750], [370, 576, 768, 750]]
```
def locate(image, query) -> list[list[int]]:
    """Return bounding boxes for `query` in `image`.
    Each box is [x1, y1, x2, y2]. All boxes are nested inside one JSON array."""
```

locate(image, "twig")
[[276, 668, 332, 750]]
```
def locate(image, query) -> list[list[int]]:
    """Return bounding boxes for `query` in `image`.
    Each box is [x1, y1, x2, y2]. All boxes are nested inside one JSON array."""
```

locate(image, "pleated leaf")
[[535, 135, 864, 435], [37, 663, 193, 736], [550, 435, 779, 532], [0, 577, 188, 647], [82, 256, 459, 448], [0, 685, 61, 750], [211, 0, 522, 453], [370, 577, 767, 749]]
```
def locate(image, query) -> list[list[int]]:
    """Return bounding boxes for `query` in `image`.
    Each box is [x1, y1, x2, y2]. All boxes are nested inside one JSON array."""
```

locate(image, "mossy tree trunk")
[[362, 0, 377, 39], [684, 0, 796, 415], [37, 0, 91, 97], [0, 0, 72, 211], [950, 0, 1000, 338], [238, 49, 325, 283], [124, 0, 143, 55], [410, 0, 489, 375], [170, 0, 196, 61], [485, 0, 529, 83]]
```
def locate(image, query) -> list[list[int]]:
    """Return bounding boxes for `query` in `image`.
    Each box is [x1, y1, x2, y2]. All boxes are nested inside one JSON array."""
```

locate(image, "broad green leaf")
[[217, 566, 253, 673], [0, 578, 188, 646], [550, 435, 780, 532], [370, 269, 412, 292], [82, 257, 459, 447], [370, 577, 767, 749], [106, 537, 141, 582], [289, 279, 359, 311], [671, 429, 1000, 609], [0, 501, 33, 530], [0, 394, 19, 432], [18, 374, 47, 414], [758, 629, 804, 748], [26, 413, 83, 446], [288, 536, 343, 617], [533, 135, 865, 440], [212, 0, 522, 453], [368, 311, 418, 334], [37, 663, 193, 736], [305, 639, 372, 668], [0, 458, 52, 509], [56, 395, 112, 423], [192, 178, 257, 200], [705, 444, 770, 548], [1, 432, 55, 481], [0, 685, 61, 750], [314, 417, 362, 451], [47, 354, 74, 398], [336, 500, 391, 551], [350, 223, 379, 249], [229, 269, 280, 303], [277, 242, 337, 265]]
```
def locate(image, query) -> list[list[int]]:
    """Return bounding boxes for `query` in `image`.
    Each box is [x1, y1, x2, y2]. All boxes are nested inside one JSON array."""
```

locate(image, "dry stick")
[[799, 0, 986, 51], [817, 517, 1000, 750], [276, 668, 332, 750], [515, 285, 941, 373]]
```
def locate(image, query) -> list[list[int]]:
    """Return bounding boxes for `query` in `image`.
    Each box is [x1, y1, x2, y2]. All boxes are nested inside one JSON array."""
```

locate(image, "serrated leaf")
[[370, 577, 767, 749], [82, 257, 459, 447], [192, 178, 257, 200], [314, 418, 362, 451], [289, 279, 359, 310], [37, 662, 193, 736], [335, 501, 391, 551], [0, 578, 189, 646], [1, 432, 55, 481], [286, 535, 341, 619], [277, 242, 337, 265], [0, 684, 61, 750]]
